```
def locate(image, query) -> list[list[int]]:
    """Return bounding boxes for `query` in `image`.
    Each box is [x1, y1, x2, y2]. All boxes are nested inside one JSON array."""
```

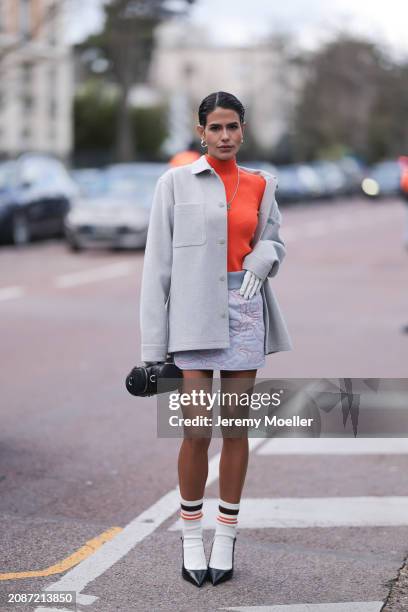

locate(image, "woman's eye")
[[209, 125, 238, 131]]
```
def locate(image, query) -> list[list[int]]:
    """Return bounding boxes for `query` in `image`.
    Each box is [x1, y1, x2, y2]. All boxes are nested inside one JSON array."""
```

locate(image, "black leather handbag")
[[125, 360, 183, 397]]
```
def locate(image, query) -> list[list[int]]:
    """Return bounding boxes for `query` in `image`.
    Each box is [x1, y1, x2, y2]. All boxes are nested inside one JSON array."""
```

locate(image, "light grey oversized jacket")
[[139, 154, 293, 362]]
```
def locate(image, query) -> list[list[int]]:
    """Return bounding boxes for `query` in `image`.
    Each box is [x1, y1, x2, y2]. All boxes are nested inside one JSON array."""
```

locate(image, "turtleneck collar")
[[205, 153, 238, 175]]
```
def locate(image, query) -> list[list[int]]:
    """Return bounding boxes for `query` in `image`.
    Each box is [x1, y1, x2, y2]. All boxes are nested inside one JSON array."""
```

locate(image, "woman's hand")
[[239, 270, 263, 299]]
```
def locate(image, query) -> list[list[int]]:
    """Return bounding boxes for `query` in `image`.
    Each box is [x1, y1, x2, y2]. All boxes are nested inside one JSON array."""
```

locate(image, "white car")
[[65, 164, 167, 251]]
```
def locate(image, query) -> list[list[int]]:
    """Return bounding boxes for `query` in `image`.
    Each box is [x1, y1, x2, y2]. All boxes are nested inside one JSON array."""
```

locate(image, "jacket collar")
[[190, 154, 213, 174]]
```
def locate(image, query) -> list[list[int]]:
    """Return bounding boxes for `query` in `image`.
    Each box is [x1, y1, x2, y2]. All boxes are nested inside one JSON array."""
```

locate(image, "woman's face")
[[196, 106, 245, 160]]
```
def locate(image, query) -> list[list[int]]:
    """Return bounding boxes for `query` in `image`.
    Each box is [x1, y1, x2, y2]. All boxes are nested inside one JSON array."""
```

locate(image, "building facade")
[[0, 0, 73, 160]]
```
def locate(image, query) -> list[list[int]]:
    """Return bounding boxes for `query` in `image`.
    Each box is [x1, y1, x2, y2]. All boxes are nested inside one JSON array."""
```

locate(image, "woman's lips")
[[219, 145, 233, 149]]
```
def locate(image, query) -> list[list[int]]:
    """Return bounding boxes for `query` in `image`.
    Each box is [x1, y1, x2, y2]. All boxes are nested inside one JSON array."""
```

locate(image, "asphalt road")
[[1, 196, 408, 612]]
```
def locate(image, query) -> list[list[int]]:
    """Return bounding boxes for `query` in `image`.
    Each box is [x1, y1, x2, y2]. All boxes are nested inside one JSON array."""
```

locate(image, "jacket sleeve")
[[242, 193, 286, 282], [139, 177, 173, 362]]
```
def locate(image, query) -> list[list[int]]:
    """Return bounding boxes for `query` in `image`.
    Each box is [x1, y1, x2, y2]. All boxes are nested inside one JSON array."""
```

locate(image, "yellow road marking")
[[0, 526, 122, 580]]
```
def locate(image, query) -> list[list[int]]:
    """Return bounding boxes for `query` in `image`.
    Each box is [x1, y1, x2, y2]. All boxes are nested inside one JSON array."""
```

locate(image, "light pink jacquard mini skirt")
[[173, 270, 266, 371]]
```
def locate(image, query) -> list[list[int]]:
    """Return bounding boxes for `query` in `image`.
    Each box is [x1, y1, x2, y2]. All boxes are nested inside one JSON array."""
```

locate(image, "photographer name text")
[[168, 415, 314, 428]]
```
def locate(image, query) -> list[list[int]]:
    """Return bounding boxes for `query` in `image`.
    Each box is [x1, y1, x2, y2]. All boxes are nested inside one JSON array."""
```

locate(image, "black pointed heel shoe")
[[180, 536, 208, 587], [208, 536, 236, 586]]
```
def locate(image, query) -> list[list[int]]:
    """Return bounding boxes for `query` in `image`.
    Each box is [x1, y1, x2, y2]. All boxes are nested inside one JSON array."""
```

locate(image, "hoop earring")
[[200, 139, 207, 148]]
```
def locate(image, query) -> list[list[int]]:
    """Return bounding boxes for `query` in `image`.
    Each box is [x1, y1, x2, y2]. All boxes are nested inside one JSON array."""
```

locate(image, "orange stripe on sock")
[[217, 515, 237, 524], [180, 512, 203, 520]]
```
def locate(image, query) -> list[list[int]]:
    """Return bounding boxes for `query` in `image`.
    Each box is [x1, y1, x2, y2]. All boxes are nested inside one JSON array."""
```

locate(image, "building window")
[[49, 99, 57, 118], [20, 0, 31, 38], [21, 62, 33, 84], [22, 95, 34, 110], [183, 63, 194, 79], [48, 1, 57, 45], [21, 126, 31, 140], [48, 66, 56, 94]]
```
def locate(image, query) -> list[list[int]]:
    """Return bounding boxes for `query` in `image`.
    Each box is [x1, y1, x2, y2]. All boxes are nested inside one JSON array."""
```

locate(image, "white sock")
[[209, 498, 240, 570], [180, 496, 207, 570]]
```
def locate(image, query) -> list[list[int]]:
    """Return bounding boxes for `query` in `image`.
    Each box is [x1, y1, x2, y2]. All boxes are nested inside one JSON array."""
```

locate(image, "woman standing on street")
[[140, 91, 292, 587]]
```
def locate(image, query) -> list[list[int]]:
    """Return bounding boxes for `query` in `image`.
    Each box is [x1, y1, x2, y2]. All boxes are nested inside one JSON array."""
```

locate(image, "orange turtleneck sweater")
[[205, 153, 266, 272]]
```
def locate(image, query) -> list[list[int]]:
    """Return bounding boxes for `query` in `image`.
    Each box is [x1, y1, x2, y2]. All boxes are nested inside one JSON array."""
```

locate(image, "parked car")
[[336, 157, 367, 195], [309, 160, 348, 199], [273, 163, 325, 204], [293, 163, 325, 200], [105, 162, 169, 199], [361, 160, 402, 198], [0, 153, 77, 246], [64, 164, 168, 251], [70, 168, 106, 198]]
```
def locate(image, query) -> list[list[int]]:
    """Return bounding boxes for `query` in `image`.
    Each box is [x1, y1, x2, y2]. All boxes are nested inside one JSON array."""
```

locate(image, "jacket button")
[[219, 275, 225, 281], [219, 238, 225, 245], [221, 312, 227, 318], [219, 202, 225, 208]]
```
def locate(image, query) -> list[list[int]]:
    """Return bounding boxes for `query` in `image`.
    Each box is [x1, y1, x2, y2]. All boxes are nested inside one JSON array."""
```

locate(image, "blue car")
[[361, 160, 402, 198], [0, 153, 77, 246]]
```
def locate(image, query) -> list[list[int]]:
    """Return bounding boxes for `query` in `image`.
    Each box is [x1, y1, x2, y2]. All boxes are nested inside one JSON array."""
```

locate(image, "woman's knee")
[[182, 436, 212, 451], [221, 434, 249, 445]]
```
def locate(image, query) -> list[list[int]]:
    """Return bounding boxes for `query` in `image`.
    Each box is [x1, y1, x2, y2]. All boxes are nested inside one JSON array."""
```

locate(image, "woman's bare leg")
[[178, 369, 213, 500], [178, 369, 214, 575], [218, 369, 258, 502], [208, 369, 258, 573]]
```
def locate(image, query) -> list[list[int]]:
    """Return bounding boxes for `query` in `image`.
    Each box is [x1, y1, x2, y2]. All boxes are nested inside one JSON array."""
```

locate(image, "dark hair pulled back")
[[198, 91, 245, 127]]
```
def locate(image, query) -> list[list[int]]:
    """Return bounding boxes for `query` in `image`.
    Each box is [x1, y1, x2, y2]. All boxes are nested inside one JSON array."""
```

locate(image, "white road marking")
[[257, 437, 408, 455], [220, 602, 383, 611], [34, 439, 265, 608], [0, 285, 25, 301], [169, 496, 408, 529], [55, 262, 134, 288]]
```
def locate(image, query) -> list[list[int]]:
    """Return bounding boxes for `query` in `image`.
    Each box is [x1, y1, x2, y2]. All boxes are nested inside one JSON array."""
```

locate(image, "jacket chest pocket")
[[173, 202, 207, 247]]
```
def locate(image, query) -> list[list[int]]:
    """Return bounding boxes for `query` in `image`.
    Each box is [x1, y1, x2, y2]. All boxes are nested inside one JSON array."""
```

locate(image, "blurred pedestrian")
[[399, 156, 408, 250], [398, 156, 408, 334], [169, 140, 201, 167], [139, 91, 292, 586]]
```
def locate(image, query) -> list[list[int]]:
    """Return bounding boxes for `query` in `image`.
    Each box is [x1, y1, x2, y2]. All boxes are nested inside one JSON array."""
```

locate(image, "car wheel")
[[12, 213, 30, 246], [66, 236, 83, 252]]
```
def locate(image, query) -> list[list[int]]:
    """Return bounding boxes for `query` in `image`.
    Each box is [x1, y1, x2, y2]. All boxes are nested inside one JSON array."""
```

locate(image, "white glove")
[[239, 270, 263, 300]]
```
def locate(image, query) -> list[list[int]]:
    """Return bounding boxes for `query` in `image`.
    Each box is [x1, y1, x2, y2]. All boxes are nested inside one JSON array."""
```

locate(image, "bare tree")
[[293, 35, 388, 160], [79, 0, 195, 161]]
